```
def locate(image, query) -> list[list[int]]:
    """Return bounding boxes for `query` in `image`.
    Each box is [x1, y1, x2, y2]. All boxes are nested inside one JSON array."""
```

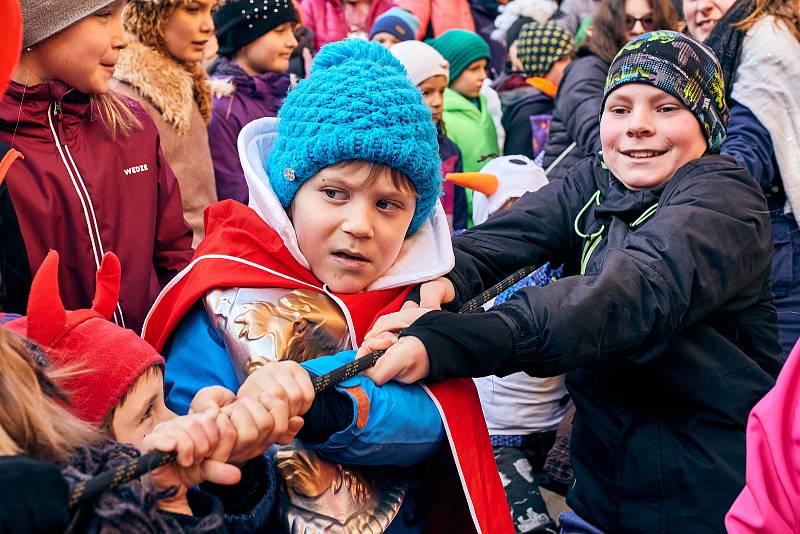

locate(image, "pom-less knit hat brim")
[[20, 0, 118, 48], [267, 40, 442, 236], [427, 29, 491, 82], [602, 31, 729, 151], [516, 21, 574, 78], [215, 0, 298, 57], [391, 40, 450, 86]]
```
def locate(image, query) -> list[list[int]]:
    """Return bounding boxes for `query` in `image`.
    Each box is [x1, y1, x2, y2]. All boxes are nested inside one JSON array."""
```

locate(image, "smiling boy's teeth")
[[626, 151, 663, 158]]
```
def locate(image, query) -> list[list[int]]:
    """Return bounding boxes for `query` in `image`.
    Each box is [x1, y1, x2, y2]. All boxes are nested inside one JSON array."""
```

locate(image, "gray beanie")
[[20, 0, 117, 48]]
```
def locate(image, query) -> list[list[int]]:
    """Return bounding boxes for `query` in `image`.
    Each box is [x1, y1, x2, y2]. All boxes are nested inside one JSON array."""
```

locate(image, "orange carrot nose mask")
[[5, 251, 164, 427], [446, 155, 548, 225]]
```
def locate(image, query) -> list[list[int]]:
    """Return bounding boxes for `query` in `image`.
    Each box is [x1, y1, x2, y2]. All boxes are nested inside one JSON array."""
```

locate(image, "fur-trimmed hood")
[[114, 40, 196, 134]]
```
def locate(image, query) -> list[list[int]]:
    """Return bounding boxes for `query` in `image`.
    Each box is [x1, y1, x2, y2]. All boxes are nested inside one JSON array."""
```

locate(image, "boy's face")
[[112, 368, 176, 449], [290, 164, 417, 293], [600, 83, 707, 191], [234, 22, 298, 75], [419, 75, 447, 123], [451, 59, 487, 99], [371, 32, 400, 48]]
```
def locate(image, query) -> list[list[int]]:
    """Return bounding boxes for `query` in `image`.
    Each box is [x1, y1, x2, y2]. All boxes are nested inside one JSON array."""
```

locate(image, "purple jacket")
[[208, 58, 291, 204]]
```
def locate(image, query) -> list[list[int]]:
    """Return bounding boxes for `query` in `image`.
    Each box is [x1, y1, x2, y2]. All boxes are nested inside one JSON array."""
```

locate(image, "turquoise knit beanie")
[[427, 29, 491, 82], [267, 40, 442, 236]]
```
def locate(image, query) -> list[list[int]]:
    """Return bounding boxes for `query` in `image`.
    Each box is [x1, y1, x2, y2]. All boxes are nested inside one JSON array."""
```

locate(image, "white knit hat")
[[390, 40, 450, 87], [20, 0, 118, 48], [472, 155, 548, 225]]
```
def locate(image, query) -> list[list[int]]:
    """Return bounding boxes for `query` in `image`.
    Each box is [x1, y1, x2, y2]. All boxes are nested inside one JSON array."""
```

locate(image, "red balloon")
[[0, 0, 23, 98]]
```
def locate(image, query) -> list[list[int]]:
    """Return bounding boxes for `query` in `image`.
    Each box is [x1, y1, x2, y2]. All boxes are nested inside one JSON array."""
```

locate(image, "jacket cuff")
[[201, 454, 277, 534], [400, 310, 515, 382]]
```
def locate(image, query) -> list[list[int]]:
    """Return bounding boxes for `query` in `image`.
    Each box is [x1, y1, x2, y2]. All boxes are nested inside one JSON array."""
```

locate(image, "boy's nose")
[[626, 109, 655, 136], [340, 205, 375, 238]]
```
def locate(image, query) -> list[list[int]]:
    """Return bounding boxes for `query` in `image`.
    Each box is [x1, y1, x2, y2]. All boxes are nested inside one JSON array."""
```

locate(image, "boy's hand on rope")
[[142, 410, 241, 515], [360, 333, 430, 386], [231, 361, 315, 457], [408, 277, 456, 310], [364, 306, 435, 340]]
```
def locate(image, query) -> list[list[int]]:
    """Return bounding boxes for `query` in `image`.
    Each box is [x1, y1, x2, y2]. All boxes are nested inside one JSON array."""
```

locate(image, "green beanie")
[[427, 29, 490, 82]]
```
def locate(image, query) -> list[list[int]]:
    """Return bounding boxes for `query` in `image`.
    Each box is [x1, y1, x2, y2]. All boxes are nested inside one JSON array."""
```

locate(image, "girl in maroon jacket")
[[0, 0, 193, 334]]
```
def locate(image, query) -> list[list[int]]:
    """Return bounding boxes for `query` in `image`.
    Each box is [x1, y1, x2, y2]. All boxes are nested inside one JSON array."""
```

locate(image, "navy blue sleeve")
[[722, 101, 776, 191]]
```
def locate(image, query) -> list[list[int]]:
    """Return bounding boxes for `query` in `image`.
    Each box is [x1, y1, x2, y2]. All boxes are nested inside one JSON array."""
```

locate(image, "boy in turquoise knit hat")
[[429, 29, 501, 226], [144, 40, 511, 533]]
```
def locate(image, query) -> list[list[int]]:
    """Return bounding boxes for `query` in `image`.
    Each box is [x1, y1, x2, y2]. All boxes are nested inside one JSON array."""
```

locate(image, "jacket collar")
[[0, 80, 91, 140], [208, 57, 292, 102], [444, 87, 486, 114], [238, 117, 455, 291], [591, 156, 669, 224], [113, 41, 195, 134]]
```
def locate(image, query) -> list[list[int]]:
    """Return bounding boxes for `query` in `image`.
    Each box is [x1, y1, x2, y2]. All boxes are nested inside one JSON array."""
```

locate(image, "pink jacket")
[[301, 0, 394, 50], [394, 0, 475, 39], [726, 338, 800, 533]]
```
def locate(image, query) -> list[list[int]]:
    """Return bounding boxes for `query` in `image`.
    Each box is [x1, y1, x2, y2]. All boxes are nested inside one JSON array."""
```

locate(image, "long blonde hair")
[[122, 1, 213, 123], [0, 328, 97, 462], [92, 92, 143, 139], [735, 0, 800, 41]]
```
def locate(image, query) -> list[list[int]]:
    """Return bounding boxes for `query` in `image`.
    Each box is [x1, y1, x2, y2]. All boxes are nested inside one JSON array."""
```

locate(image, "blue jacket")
[[722, 101, 776, 191], [164, 306, 445, 467]]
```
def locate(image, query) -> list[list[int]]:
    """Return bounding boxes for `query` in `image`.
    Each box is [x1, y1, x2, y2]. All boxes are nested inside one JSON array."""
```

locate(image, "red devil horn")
[[92, 252, 121, 319], [27, 250, 68, 348]]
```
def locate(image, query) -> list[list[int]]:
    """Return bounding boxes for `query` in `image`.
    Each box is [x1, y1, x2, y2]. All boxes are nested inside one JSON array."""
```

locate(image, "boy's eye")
[[610, 106, 629, 115], [323, 188, 347, 200], [658, 105, 679, 113], [376, 199, 401, 210], [140, 404, 154, 425]]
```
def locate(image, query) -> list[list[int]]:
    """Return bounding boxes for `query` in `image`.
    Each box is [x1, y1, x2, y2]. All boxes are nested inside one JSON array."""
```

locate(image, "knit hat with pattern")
[[603, 31, 728, 151], [427, 29, 491, 82], [267, 40, 442, 236], [215, 0, 298, 58], [369, 7, 419, 42], [5, 252, 165, 428], [19, 0, 117, 48], [516, 21, 574, 78]]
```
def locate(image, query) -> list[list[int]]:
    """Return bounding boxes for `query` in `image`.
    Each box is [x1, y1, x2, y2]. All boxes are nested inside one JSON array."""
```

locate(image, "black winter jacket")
[[403, 155, 782, 533], [541, 53, 609, 179], [498, 82, 554, 159]]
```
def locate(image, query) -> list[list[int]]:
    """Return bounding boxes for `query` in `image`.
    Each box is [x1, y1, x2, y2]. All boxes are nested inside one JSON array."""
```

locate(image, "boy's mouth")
[[331, 249, 370, 266], [620, 149, 668, 160]]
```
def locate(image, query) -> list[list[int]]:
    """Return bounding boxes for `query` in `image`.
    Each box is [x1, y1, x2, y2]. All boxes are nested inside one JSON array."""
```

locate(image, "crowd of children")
[[1, 0, 799, 533]]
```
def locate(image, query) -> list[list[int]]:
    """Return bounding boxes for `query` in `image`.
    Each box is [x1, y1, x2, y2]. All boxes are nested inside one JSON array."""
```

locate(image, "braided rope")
[[68, 265, 537, 510]]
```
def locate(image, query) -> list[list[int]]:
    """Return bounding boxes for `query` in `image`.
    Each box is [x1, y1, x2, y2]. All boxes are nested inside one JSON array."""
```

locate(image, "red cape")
[[143, 200, 514, 533]]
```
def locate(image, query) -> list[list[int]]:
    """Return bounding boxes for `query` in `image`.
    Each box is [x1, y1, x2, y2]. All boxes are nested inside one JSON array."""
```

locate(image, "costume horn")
[[92, 252, 122, 320], [26, 250, 68, 348], [445, 172, 500, 197]]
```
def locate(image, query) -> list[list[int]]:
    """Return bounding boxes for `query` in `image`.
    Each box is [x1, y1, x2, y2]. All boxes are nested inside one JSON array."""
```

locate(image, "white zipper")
[[48, 103, 126, 327]]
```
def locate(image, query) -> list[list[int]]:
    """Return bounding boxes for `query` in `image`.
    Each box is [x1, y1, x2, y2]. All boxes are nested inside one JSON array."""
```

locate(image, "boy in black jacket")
[[362, 31, 782, 534], [497, 21, 574, 159]]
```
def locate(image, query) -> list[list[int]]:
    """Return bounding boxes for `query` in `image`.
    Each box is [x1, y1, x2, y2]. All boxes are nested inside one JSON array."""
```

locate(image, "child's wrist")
[[156, 495, 194, 516]]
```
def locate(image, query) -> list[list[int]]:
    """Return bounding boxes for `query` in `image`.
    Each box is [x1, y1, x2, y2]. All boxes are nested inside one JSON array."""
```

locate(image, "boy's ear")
[[26, 250, 68, 348], [92, 252, 122, 320]]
